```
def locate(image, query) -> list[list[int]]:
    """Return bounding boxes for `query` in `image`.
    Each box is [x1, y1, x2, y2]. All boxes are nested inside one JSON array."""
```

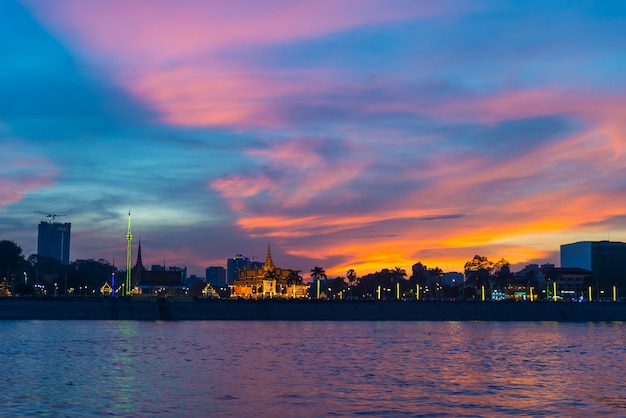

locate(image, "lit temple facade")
[[230, 245, 308, 299]]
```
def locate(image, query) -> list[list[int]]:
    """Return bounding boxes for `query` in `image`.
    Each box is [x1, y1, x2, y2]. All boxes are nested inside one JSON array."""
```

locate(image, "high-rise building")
[[206, 266, 226, 287], [227, 254, 249, 285], [561, 241, 626, 294], [37, 221, 71, 264]]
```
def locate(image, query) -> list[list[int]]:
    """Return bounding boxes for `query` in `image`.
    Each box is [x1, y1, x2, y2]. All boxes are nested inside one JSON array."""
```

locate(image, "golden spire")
[[264, 242, 275, 271]]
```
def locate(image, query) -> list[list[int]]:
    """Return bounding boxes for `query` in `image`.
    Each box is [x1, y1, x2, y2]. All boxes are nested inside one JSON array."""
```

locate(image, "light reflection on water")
[[0, 321, 624, 416]]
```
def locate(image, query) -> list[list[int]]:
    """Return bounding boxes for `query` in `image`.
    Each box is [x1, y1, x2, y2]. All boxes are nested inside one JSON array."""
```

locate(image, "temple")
[[132, 241, 185, 296], [230, 245, 308, 298]]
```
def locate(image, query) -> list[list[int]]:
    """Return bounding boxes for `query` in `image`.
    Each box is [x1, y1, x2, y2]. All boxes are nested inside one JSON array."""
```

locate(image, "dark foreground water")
[[0, 321, 624, 417]]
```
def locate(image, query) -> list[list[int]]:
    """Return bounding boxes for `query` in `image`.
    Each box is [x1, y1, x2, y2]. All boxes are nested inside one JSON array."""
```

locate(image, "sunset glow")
[[1, 1, 625, 277]]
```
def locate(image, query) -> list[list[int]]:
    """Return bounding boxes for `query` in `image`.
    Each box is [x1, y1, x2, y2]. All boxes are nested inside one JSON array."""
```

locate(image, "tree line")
[[0, 239, 117, 297], [308, 254, 539, 300]]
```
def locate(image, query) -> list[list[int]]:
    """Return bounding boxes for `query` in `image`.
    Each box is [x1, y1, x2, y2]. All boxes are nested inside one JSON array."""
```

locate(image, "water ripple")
[[0, 321, 624, 416]]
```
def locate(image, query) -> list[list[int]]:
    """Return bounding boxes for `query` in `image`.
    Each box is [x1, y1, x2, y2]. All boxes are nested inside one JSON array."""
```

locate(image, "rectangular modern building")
[[206, 266, 226, 287], [37, 222, 71, 264], [227, 254, 250, 285], [561, 241, 626, 295]]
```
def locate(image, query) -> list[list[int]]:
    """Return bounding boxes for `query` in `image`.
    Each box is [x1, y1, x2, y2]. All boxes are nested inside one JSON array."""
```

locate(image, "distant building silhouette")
[[227, 254, 249, 285], [37, 221, 71, 264], [185, 274, 204, 288], [561, 241, 626, 296], [542, 266, 591, 300], [206, 266, 226, 287], [132, 241, 185, 296]]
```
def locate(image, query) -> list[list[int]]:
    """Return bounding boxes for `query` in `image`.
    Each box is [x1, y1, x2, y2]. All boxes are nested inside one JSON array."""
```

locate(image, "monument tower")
[[125, 211, 133, 296]]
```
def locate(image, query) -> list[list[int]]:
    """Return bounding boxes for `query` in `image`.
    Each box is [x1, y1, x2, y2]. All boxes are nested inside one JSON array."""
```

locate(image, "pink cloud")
[[211, 137, 368, 211], [22, 0, 471, 128], [0, 142, 58, 208], [23, 1, 459, 58]]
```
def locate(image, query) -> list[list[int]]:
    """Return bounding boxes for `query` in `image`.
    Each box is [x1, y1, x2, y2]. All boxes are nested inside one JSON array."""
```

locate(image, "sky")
[[1, 0, 626, 278]]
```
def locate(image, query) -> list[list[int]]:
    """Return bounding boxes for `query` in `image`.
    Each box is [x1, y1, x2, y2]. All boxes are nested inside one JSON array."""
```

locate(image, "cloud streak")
[[1, 0, 625, 277]]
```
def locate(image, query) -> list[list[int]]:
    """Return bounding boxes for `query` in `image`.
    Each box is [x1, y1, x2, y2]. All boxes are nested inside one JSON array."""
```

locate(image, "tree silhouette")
[[493, 258, 513, 292], [0, 240, 25, 295], [286, 270, 303, 297], [390, 267, 407, 299], [411, 262, 429, 287], [287, 270, 303, 286], [346, 269, 358, 298], [0, 240, 24, 276], [328, 276, 347, 299], [310, 266, 327, 282], [464, 255, 494, 297], [67, 259, 116, 296], [391, 267, 407, 282]]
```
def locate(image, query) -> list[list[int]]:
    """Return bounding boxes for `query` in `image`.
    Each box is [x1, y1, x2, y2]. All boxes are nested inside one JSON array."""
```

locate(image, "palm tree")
[[347, 269, 357, 298], [310, 266, 327, 282], [286, 270, 303, 298], [310, 266, 327, 299], [392, 267, 407, 281], [287, 270, 303, 286], [391, 267, 407, 299]]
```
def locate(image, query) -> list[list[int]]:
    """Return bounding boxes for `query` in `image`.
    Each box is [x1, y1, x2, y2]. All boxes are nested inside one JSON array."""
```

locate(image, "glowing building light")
[[125, 211, 133, 296]]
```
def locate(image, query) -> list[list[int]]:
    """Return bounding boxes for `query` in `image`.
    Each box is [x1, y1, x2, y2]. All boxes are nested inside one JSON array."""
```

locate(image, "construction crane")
[[35, 212, 66, 223]]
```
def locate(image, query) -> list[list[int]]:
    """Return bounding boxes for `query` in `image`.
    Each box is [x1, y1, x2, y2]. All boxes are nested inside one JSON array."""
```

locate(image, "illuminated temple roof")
[[264, 243, 275, 272], [231, 244, 308, 298]]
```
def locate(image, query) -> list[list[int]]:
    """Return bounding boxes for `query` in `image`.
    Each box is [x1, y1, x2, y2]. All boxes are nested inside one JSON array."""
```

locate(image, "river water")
[[0, 321, 624, 417]]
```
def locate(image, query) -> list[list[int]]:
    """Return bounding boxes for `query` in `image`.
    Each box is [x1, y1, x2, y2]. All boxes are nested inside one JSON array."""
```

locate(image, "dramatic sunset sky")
[[1, 0, 625, 277]]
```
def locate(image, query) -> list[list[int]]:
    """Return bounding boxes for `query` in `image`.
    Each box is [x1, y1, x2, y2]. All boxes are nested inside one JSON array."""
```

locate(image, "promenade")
[[1, 297, 625, 321]]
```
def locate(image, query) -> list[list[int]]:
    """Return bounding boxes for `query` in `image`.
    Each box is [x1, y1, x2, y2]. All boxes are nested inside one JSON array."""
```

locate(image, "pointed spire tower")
[[133, 239, 144, 286], [264, 242, 275, 272], [135, 240, 144, 270], [125, 211, 133, 296]]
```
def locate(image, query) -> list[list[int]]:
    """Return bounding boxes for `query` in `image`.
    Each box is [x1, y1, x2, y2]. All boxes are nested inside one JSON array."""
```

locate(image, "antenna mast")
[[35, 212, 66, 223]]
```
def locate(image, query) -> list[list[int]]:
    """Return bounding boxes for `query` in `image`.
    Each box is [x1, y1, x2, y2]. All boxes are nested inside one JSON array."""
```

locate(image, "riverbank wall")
[[1, 297, 625, 321]]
